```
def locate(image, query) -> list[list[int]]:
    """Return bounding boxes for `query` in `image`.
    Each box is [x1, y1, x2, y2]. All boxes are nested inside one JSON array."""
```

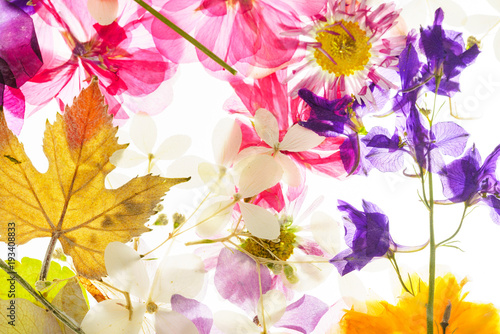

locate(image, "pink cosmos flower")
[[285, 0, 407, 106], [142, 0, 326, 79], [21, 0, 176, 122]]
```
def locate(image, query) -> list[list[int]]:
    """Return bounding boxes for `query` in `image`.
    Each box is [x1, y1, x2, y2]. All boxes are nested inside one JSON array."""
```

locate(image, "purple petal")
[[363, 127, 405, 172], [273, 295, 328, 334], [171, 295, 213, 334], [406, 107, 429, 169], [214, 248, 272, 313], [431, 122, 469, 157], [0, 0, 43, 89], [484, 195, 500, 225], [330, 249, 373, 275], [478, 144, 500, 186], [398, 43, 421, 91]]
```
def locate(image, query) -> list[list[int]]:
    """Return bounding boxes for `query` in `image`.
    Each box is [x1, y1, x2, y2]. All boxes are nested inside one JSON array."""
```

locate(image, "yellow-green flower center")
[[241, 225, 296, 261], [314, 20, 372, 76]]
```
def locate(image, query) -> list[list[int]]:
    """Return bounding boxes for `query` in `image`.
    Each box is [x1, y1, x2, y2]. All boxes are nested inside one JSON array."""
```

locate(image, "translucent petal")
[[87, 0, 119, 25], [237, 155, 283, 198], [110, 149, 145, 168], [289, 255, 333, 291], [310, 211, 342, 255], [279, 124, 325, 152], [155, 135, 191, 160], [430, 0, 467, 26], [196, 200, 234, 238], [214, 311, 260, 334], [464, 15, 499, 35], [254, 108, 279, 147], [104, 242, 150, 299], [105, 171, 132, 189], [131, 112, 157, 154], [339, 272, 368, 312], [236, 146, 272, 162], [487, 0, 500, 12], [166, 155, 206, 189], [275, 152, 302, 187], [494, 30, 500, 62], [239, 202, 280, 240], [154, 310, 199, 334], [151, 254, 205, 303], [213, 118, 242, 166], [257, 290, 286, 328], [81, 299, 146, 334]]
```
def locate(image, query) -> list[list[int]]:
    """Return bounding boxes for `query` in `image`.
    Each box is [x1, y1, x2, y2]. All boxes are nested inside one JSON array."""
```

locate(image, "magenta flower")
[[286, 0, 406, 106], [20, 0, 176, 122], [142, 0, 325, 79]]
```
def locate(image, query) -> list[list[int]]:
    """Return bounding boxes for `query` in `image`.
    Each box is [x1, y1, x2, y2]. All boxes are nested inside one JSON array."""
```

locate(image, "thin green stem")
[[427, 170, 436, 334], [134, 0, 237, 75], [0, 259, 85, 334], [436, 204, 468, 248], [387, 251, 413, 296]]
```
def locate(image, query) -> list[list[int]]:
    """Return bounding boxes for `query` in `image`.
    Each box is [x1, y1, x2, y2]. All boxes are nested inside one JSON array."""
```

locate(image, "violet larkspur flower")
[[439, 144, 500, 223], [286, 0, 406, 106], [419, 8, 480, 96], [0, 0, 43, 132]]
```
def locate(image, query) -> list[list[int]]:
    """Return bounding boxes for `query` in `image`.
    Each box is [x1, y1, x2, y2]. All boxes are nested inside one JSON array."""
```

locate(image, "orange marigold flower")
[[339, 274, 500, 334]]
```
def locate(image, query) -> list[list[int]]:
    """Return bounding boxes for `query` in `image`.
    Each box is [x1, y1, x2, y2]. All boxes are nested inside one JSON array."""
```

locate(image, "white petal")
[[104, 242, 150, 299], [196, 200, 234, 237], [166, 155, 206, 189], [275, 152, 302, 187], [237, 155, 283, 198], [464, 14, 499, 35], [151, 254, 205, 303], [310, 211, 341, 255], [254, 108, 279, 147], [155, 135, 191, 160], [257, 290, 286, 328], [289, 255, 333, 291], [487, 0, 500, 12], [239, 202, 280, 240], [131, 112, 157, 154], [155, 310, 199, 334], [339, 272, 368, 312], [213, 118, 242, 166], [87, 0, 119, 26], [81, 299, 146, 334], [236, 146, 272, 162], [105, 171, 132, 189], [110, 149, 145, 168], [214, 311, 260, 334], [494, 30, 500, 63], [279, 124, 325, 152]]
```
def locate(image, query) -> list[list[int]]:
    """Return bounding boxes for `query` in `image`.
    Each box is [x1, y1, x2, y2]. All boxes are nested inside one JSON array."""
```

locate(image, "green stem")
[[0, 258, 85, 334], [134, 0, 237, 75], [427, 170, 436, 334], [436, 204, 468, 248], [387, 251, 413, 296]]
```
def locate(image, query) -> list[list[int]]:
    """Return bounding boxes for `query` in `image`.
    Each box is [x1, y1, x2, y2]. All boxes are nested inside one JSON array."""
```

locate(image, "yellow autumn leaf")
[[0, 298, 63, 334], [52, 278, 89, 331], [0, 78, 188, 279]]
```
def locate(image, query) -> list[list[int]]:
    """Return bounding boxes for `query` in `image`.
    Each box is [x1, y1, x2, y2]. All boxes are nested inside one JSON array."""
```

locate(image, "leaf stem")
[[436, 203, 468, 248], [39, 234, 59, 281], [0, 258, 85, 334], [387, 251, 413, 296], [426, 170, 436, 334], [134, 0, 237, 75]]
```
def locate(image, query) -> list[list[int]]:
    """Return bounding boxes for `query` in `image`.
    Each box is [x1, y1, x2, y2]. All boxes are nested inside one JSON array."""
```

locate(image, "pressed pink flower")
[[142, 0, 326, 79], [227, 72, 348, 178], [285, 0, 407, 106], [21, 0, 176, 122]]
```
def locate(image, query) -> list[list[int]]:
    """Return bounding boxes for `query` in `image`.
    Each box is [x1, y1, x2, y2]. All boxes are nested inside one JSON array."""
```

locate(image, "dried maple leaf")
[[0, 78, 188, 279]]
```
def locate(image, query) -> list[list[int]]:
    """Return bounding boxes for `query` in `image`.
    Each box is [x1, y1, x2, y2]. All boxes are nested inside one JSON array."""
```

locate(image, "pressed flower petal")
[[279, 124, 325, 152], [87, 0, 119, 26], [104, 242, 150, 299], [155, 135, 192, 160], [310, 211, 341, 255], [239, 202, 280, 240], [151, 254, 205, 304], [237, 155, 283, 198], [213, 117, 242, 167], [110, 149, 146, 168], [214, 311, 260, 334], [171, 295, 213, 334], [464, 14, 499, 35], [273, 295, 329, 333], [154, 309, 199, 334], [290, 255, 333, 291], [274, 152, 302, 187], [81, 300, 146, 334], [257, 290, 287, 328], [254, 108, 280, 147], [431, 122, 469, 157], [167, 155, 206, 188], [130, 112, 157, 155], [214, 248, 272, 313], [196, 200, 234, 237]]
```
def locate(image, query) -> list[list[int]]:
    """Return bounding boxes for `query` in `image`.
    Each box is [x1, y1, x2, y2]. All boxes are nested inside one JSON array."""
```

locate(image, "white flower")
[[81, 242, 205, 334]]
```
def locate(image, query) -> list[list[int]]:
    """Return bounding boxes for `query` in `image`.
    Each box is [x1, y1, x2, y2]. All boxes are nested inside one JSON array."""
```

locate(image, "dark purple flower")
[[330, 200, 396, 275], [419, 8, 480, 96], [362, 126, 406, 172], [393, 42, 422, 115], [439, 144, 500, 223]]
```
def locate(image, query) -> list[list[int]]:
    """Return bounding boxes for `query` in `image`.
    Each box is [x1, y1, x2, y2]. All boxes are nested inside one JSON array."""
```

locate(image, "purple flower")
[[330, 200, 397, 275], [439, 144, 500, 223], [419, 8, 480, 96]]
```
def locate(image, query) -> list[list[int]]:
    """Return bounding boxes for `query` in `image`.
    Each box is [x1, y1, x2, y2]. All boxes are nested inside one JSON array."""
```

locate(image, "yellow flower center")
[[314, 20, 372, 76], [241, 224, 296, 261]]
